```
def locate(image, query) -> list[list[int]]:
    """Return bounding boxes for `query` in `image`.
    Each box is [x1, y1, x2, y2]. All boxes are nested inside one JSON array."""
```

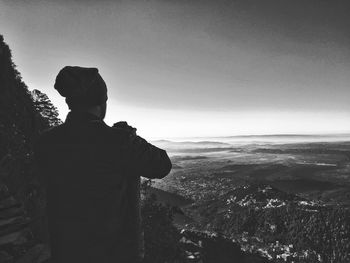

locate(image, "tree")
[[141, 180, 185, 263], [31, 89, 62, 128]]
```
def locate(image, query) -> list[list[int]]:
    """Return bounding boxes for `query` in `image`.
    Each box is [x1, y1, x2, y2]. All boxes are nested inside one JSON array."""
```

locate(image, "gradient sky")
[[1, 0, 350, 139]]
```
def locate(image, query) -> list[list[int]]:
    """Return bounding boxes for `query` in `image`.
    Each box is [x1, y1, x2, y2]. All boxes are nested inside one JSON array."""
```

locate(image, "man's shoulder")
[[101, 124, 153, 150], [37, 124, 66, 144], [37, 122, 138, 147], [102, 124, 136, 143]]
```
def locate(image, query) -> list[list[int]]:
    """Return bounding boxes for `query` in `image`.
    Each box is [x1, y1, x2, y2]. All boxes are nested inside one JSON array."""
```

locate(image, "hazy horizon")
[[150, 133, 350, 142], [1, 0, 350, 138]]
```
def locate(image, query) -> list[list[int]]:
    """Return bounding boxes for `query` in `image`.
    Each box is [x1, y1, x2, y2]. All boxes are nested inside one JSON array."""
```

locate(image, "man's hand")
[[113, 121, 137, 136]]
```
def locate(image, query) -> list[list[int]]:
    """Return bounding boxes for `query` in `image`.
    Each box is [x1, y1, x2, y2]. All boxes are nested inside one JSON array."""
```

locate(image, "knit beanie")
[[54, 66, 107, 109]]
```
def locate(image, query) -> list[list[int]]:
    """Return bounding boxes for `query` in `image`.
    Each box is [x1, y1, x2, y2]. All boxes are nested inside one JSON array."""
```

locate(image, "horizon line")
[[149, 132, 350, 140]]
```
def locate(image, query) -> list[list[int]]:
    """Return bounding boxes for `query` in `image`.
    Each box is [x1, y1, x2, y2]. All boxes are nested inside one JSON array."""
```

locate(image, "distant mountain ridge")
[[153, 140, 231, 147], [155, 134, 350, 140]]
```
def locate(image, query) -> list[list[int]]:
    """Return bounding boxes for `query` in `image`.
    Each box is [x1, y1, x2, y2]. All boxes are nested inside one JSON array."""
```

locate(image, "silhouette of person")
[[34, 66, 172, 263]]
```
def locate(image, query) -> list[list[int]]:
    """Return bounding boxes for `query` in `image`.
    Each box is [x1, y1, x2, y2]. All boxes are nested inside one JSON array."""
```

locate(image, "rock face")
[[0, 183, 49, 263], [0, 183, 30, 262]]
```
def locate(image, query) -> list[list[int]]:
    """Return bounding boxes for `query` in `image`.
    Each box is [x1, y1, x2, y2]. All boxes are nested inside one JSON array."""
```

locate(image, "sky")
[[1, 0, 350, 139]]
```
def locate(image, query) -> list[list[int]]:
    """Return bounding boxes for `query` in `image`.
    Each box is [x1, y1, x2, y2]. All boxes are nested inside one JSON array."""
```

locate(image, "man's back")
[[35, 111, 172, 263]]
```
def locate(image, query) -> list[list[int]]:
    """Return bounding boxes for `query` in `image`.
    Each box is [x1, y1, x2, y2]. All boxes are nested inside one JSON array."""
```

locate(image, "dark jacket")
[[34, 111, 172, 263]]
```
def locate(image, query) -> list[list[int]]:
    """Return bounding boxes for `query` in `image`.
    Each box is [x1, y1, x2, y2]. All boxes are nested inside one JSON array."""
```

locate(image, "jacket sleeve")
[[124, 134, 172, 179]]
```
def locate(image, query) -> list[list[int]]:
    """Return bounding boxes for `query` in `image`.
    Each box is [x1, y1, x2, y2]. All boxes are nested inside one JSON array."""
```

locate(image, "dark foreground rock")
[[0, 183, 49, 263]]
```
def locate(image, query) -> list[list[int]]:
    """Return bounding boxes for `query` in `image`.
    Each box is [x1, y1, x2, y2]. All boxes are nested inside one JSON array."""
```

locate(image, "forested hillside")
[[0, 34, 62, 262], [185, 184, 350, 262]]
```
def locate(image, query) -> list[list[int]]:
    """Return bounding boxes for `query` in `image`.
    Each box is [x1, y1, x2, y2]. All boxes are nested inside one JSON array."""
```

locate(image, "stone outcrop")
[[0, 183, 49, 263]]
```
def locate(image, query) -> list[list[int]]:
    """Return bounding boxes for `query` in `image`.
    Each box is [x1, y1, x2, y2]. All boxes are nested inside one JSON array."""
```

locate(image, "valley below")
[[150, 135, 350, 262]]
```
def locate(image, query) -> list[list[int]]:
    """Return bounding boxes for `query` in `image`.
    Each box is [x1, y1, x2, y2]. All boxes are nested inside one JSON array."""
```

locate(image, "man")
[[35, 66, 172, 263]]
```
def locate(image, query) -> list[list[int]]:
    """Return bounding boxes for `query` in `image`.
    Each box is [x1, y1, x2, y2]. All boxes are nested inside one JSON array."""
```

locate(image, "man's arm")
[[113, 121, 172, 179], [124, 134, 172, 179]]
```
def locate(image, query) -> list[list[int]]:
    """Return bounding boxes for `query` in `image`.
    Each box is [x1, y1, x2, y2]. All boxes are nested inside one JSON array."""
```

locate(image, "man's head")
[[54, 66, 108, 119]]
